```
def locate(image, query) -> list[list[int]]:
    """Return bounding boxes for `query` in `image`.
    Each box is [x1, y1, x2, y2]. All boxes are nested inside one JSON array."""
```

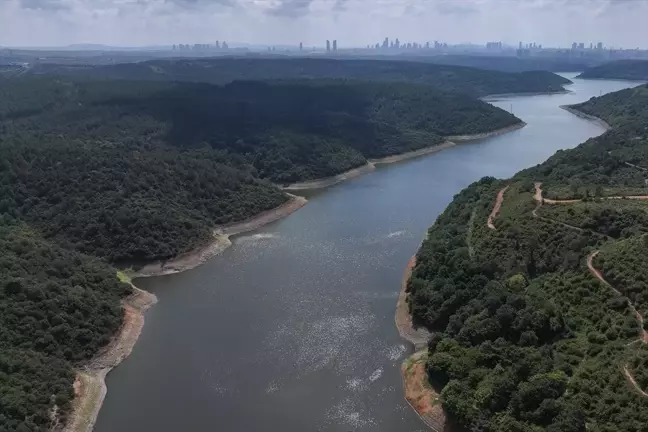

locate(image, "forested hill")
[[407, 84, 648, 430], [408, 54, 600, 73], [578, 60, 648, 81], [1, 76, 521, 186], [31, 57, 571, 96], [0, 74, 523, 266], [0, 63, 543, 431]]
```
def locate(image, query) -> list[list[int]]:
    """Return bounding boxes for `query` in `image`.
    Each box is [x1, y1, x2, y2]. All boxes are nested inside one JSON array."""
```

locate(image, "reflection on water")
[[95, 75, 642, 432]]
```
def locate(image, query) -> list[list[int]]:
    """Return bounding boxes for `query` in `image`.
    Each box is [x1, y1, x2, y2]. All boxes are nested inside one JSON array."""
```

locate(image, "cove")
[[94, 74, 640, 432]]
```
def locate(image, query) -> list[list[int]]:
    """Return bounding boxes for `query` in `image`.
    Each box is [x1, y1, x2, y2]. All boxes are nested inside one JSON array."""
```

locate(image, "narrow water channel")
[[95, 75, 640, 432]]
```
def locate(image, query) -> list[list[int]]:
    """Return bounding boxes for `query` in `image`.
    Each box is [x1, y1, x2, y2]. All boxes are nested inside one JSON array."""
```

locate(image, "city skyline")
[[1, 0, 648, 48]]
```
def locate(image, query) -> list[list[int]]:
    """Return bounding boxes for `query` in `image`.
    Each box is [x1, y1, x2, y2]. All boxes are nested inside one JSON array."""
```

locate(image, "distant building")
[[299, 42, 303, 51], [597, 42, 603, 50], [578, 42, 585, 49], [572, 42, 578, 50], [326, 40, 331, 52], [486, 41, 503, 50], [332, 40, 337, 51]]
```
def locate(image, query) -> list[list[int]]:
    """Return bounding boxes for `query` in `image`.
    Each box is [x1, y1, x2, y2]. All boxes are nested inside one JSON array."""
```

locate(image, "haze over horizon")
[[1, 0, 648, 49]]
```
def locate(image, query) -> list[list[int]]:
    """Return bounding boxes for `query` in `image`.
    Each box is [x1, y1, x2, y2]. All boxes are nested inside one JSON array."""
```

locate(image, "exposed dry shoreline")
[[559, 105, 611, 130], [134, 193, 307, 278], [282, 162, 376, 191], [369, 141, 457, 165], [62, 278, 157, 432], [395, 256, 445, 431], [283, 122, 526, 191], [61, 194, 307, 432], [402, 351, 446, 432], [482, 89, 571, 100], [395, 256, 431, 350], [445, 121, 526, 142]]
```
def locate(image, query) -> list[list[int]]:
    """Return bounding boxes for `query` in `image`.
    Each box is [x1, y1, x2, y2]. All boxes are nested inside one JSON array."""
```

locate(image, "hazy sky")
[[1, 0, 647, 48]]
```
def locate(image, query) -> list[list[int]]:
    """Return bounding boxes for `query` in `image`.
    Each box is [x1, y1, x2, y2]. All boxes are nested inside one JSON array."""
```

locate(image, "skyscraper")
[[326, 40, 331, 52], [382, 37, 389, 49], [332, 40, 337, 51], [299, 42, 303, 51], [597, 42, 603, 50]]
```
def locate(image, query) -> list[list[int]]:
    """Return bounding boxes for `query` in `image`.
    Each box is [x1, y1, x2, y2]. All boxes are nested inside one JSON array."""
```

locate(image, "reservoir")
[[95, 75, 640, 431]]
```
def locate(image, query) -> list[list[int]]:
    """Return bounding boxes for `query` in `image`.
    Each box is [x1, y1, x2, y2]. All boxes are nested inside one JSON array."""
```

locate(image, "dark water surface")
[[95, 75, 641, 432]]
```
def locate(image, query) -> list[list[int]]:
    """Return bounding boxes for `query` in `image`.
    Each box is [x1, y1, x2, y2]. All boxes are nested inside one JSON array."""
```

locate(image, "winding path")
[[487, 186, 509, 230], [587, 251, 648, 397], [534, 182, 648, 396]]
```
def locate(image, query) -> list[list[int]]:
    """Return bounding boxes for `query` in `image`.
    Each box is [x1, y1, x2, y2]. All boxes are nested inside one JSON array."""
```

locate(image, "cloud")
[[266, 0, 313, 17], [435, 0, 480, 15], [1, 0, 647, 47], [19, 0, 71, 10]]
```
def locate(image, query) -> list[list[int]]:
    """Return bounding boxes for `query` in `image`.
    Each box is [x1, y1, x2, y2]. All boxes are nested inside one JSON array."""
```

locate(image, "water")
[[95, 75, 641, 432]]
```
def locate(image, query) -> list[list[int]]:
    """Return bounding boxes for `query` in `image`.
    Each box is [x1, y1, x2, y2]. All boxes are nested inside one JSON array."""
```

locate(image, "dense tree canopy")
[[0, 59, 545, 431], [31, 57, 571, 97], [0, 218, 128, 431], [409, 82, 648, 430], [0, 76, 522, 263]]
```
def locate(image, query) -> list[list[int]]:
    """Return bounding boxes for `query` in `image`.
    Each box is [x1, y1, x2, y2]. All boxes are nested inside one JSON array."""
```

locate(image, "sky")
[[1, 0, 647, 48]]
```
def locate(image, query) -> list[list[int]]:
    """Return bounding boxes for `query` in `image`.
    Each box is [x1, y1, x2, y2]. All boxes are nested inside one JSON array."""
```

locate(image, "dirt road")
[[487, 186, 509, 230], [587, 251, 648, 397]]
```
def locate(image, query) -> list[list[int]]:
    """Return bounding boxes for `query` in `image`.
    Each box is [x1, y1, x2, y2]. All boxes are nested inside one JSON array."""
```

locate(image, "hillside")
[[31, 57, 571, 97], [418, 54, 600, 73], [407, 84, 648, 430], [0, 69, 534, 431], [578, 60, 648, 81]]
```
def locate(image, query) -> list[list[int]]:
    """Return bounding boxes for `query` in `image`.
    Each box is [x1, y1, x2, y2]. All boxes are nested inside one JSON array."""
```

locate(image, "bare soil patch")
[[402, 351, 445, 432], [135, 194, 307, 278], [487, 186, 509, 230], [62, 286, 157, 432], [395, 256, 431, 350]]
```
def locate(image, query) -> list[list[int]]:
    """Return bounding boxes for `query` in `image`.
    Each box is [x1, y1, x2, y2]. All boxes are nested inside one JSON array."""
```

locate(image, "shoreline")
[[369, 141, 456, 165], [401, 351, 446, 432], [283, 122, 526, 191], [134, 193, 308, 278], [395, 256, 445, 431], [559, 104, 611, 130], [444, 121, 527, 142], [63, 277, 157, 432], [482, 89, 571, 100], [395, 256, 431, 350], [282, 162, 376, 191], [62, 194, 308, 432]]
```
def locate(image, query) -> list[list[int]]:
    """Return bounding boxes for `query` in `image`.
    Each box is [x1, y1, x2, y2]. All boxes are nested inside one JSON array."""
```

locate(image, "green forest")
[[0, 58, 553, 431], [31, 57, 571, 96], [408, 83, 648, 431], [578, 60, 648, 81], [0, 76, 522, 263]]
